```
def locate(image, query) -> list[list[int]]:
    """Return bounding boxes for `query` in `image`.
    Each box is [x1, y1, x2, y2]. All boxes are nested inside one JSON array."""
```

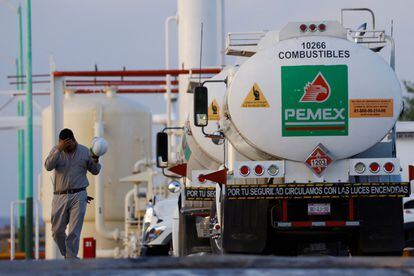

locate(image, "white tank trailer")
[[42, 90, 152, 259], [159, 10, 410, 256]]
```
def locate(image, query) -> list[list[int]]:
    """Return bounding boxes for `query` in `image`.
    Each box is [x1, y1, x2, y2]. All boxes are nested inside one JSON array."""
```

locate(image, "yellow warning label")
[[208, 99, 220, 121], [241, 83, 270, 108], [350, 99, 393, 118]]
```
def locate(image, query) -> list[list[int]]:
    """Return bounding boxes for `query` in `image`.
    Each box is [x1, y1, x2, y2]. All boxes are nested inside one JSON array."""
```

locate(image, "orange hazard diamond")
[[305, 144, 333, 176]]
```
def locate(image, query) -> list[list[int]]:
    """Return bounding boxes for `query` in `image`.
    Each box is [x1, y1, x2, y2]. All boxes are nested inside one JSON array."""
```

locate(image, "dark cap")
[[59, 128, 75, 140]]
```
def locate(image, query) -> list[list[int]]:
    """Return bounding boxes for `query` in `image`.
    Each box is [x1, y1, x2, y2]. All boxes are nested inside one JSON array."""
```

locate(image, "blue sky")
[[0, 0, 413, 217]]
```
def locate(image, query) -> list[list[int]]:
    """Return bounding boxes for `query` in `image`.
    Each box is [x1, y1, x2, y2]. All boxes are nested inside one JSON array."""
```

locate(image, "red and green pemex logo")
[[300, 73, 330, 103], [281, 65, 348, 137]]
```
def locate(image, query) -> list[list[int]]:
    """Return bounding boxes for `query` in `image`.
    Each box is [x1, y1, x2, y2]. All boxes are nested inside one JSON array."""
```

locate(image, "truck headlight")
[[144, 226, 167, 243]]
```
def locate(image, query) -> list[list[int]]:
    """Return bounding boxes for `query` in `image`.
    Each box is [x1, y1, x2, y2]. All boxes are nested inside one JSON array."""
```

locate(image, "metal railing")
[[225, 31, 266, 57], [10, 200, 40, 260]]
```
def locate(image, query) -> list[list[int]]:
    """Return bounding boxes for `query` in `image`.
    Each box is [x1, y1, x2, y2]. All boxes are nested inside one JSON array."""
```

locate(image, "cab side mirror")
[[156, 132, 168, 168], [404, 200, 414, 210], [194, 86, 208, 127]]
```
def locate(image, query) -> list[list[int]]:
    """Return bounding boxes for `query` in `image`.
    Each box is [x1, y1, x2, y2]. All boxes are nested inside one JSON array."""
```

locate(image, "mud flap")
[[222, 199, 268, 253], [358, 198, 404, 255]]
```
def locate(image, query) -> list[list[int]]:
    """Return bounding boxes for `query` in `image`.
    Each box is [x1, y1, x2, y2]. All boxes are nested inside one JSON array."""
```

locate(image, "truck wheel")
[[178, 211, 211, 256], [210, 202, 224, 254]]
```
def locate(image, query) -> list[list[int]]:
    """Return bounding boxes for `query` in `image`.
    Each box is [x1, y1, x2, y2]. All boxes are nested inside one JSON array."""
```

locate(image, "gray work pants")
[[51, 190, 87, 258]]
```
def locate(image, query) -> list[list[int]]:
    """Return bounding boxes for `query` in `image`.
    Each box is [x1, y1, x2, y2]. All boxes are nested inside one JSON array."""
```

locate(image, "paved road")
[[1, 255, 414, 275]]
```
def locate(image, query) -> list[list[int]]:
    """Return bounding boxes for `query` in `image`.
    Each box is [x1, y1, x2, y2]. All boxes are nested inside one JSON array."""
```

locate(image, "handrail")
[[341, 8, 376, 29]]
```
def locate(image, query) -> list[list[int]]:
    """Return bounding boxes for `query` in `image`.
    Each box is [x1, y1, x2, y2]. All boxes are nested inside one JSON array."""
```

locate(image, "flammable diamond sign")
[[281, 65, 348, 137], [305, 144, 333, 176]]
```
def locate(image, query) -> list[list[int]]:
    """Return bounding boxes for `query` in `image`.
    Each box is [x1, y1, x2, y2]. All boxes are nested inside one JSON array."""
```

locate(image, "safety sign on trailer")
[[241, 83, 270, 108], [225, 182, 410, 200], [208, 99, 220, 121], [281, 65, 348, 136], [350, 99, 393, 118], [304, 143, 333, 176]]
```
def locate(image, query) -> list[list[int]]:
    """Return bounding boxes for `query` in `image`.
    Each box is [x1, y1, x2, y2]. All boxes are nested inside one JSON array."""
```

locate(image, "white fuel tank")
[[183, 68, 234, 175], [222, 35, 402, 162]]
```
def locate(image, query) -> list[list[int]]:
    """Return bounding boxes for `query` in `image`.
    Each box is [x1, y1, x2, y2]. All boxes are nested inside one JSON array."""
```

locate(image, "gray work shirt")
[[44, 144, 101, 192]]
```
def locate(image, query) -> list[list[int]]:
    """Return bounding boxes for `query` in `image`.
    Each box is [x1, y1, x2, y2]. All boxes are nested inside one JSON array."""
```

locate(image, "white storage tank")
[[41, 90, 152, 259]]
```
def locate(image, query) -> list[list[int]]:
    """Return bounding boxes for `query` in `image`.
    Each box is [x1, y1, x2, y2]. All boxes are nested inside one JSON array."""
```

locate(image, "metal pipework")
[[165, 15, 178, 162], [53, 68, 221, 77]]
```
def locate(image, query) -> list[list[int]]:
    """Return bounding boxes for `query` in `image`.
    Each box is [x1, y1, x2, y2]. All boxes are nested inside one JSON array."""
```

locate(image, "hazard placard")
[[350, 99, 393, 118], [241, 83, 270, 108], [304, 144, 333, 176], [208, 99, 220, 121]]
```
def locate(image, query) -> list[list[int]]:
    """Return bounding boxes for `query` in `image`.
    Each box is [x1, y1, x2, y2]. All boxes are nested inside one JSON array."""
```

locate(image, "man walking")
[[45, 128, 101, 259]]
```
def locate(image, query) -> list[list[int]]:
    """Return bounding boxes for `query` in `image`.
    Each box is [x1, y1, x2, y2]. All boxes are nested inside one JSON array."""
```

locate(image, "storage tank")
[[222, 25, 402, 161], [41, 90, 152, 259]]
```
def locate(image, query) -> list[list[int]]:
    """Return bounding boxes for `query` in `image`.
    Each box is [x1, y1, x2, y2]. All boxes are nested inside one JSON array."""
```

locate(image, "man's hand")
[[87, 196, 94, 204], [57, 138, 72, 151], [89, 148, 99, 163]]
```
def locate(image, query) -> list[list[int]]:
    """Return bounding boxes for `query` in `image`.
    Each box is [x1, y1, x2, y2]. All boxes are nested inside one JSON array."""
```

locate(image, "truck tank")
[[222, 21, 402, 162], [183, 68, 235, 179]]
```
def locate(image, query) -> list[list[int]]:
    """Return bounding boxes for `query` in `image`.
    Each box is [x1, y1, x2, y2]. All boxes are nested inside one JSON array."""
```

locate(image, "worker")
[[44, 128, 101, 259]]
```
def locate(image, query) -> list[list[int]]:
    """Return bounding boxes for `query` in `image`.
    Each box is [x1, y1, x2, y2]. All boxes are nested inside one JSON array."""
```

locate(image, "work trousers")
[[51, 190, 87, 258]]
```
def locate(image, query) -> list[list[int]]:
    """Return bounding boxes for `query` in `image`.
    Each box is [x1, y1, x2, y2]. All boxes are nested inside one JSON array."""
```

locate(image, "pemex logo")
[[300, 72, 330, 103], [281, 65, 348, 137]]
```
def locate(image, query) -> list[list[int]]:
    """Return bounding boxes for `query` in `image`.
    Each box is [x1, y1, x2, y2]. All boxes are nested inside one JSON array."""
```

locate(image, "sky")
[[0, 0, 413, 217]]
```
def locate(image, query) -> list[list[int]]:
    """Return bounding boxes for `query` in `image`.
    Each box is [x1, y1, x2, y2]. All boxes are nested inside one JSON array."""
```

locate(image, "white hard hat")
[[91, 137, 108, 157]]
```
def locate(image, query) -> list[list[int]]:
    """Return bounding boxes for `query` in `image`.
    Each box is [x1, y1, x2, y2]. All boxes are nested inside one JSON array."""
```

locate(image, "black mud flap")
[[358, 198, 404, 255], [222, 199, 268, 253]]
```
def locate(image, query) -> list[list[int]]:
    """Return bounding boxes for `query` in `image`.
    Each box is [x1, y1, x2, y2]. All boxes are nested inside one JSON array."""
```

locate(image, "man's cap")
[[59, 128, 75, 140]]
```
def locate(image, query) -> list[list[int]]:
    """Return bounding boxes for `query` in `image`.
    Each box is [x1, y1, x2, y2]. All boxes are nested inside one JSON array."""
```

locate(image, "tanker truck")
[[157, 9, 410, 256]]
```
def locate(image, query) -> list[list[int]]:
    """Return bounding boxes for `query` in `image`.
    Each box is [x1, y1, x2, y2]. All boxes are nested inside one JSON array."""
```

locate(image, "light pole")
[[1, 0, 27, 255], [17, 3, 26, 254], [24, 0, 33, 259]]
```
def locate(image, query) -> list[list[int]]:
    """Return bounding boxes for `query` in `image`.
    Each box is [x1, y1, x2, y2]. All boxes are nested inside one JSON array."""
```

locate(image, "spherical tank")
[[41, 90, 152, 259]]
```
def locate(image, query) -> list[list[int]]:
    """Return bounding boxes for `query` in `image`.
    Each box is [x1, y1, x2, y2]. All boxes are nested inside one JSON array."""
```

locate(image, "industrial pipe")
[[53, 68, 221, 77], [7, 73, 50, 78], [94, 104, 122, 241], [10, 200, 24, 260], [24, 0, 34, 259], [75, 89, 178, 94], [17, 4, 25, 253], [65, 80, 179, 87], [124, 188, 135, 236], [165, 15, 178, 162]]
